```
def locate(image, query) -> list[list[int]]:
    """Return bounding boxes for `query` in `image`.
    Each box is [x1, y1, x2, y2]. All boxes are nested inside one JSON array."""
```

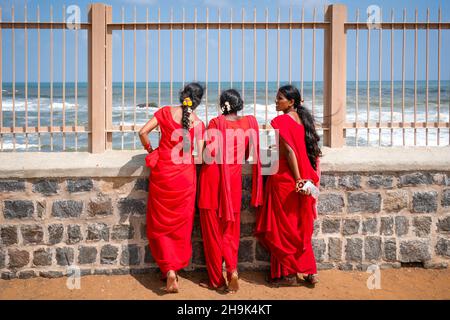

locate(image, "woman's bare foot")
[[166, 270, 179, 293], [226, 271, 239, 294]]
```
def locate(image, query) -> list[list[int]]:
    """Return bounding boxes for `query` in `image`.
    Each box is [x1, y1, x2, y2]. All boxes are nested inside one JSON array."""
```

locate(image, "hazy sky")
[[0, 0, 449, 83]]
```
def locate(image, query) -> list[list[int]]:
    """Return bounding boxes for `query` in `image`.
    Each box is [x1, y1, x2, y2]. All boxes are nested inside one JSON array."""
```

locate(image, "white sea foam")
[[0, 142, 40, 150], [1, 99, 78, 111]]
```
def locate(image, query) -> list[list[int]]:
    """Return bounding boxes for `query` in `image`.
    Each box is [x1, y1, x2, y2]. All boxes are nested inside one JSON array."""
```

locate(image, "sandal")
[[274, 275, 298, 287], [303, 274, 319, 286], [265, 274, 282, 287], [166, 270, 179, 293], [226, 271, 239, 294]]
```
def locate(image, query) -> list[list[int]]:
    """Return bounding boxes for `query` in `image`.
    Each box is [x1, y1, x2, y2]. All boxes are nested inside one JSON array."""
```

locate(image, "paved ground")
[[1, 268, 449, 300]]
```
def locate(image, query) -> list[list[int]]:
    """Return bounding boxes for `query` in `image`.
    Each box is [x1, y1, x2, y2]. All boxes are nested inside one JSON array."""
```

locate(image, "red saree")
[[198, 115, 263, 288], [146, 106, 205, 276], [255, 113, 320, 279]]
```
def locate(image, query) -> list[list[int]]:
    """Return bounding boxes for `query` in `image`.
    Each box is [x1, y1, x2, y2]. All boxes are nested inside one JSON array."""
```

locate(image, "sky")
[[0, 0, 449, 83]]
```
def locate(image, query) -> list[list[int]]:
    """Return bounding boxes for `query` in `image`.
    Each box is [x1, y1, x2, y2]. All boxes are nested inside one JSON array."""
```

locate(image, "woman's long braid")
[[295, 104, 322, 171], [181, 105, 191, 152]]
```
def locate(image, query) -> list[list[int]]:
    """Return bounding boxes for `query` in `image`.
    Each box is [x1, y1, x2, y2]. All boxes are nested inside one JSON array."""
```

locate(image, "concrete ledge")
[[320, 147, 450, 173], [0, 147, 449, 178]]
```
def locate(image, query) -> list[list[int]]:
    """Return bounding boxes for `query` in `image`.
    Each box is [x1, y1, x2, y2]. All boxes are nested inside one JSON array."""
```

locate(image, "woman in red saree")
[[198, 89, 263, 293], [139, 83, 205, 293], [255, 85, 322, 286]]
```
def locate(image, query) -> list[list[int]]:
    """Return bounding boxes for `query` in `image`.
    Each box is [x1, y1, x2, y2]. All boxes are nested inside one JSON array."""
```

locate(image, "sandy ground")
[[1, 268, 449, 300]]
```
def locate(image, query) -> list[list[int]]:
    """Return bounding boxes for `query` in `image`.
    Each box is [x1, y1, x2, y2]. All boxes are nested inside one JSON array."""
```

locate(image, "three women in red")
[[255, 85, 322, 286], [139, 83, 206, 293], [198, 89, 263, 293]]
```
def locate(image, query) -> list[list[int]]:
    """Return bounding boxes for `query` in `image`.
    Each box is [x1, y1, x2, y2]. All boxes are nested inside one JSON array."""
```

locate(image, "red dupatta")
[[198, 115, 263, 222], [247, 116, 264, 208], [271, 114, 320, 217]]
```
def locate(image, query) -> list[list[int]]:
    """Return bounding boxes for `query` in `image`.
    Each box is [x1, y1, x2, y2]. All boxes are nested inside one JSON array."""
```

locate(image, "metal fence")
[[345, 7, 450, 146], [0, 3, 449, 152]]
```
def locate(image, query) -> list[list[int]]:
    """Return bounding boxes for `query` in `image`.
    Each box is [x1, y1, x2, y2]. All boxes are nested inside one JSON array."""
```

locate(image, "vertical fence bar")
[[74, 7, 78, 151], [289, 7, 292, 84], [25, 5, 28, 149], [170, 8, 173, 106], [414, 9, 418, 145], [194, 8, 197, 81], [390, 9, 394, 146], [366, 16, 371, 145], [355, 9, 359, 146], [205, 8, 209, 124], [323, 4, 346, 147], [253, 8, 256, 118], [182, 8, 185, 87], [62, 6, 66, 150], [88, 3, 107, 153], [218, 8, 221, 113], [50, 6, 53, 151], [146, 8, 149, 120], [402, 9, 406, 146], [158, 8, 161, 108], [277, 8, 281, 117], [426, 8, 429, 146], [312, 7, 316, 117], [105, 5, 113, 150], [277, 8, 280, 90], [133, 7, 137, 149], [242, 8, 245, 116], [0, 7, 2, 151], [37, 6, 41, 150], [230, 8, 233, 88], [121, 7, 125, 150], [437, 7, 441, 145], [12, 5, 15, 150], [301, 6, 304, 97], [378, 9, 382, 146], [265, 8, 268, 126]]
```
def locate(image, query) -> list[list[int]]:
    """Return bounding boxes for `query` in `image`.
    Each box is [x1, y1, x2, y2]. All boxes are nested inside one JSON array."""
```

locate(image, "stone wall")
[[1, 170, 449, 280]]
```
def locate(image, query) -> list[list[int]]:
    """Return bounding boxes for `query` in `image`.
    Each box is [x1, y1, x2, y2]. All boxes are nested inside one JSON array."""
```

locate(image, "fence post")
[[323, 4, 347, 148], [105, 5, 113, 150], [88, 3, 108, 153]]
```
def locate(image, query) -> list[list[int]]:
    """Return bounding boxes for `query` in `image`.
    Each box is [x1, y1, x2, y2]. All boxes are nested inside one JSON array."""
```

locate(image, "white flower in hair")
[[224, 101, 231, 112]]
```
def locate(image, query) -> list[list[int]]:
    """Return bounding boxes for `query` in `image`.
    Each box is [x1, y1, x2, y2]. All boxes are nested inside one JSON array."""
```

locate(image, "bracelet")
[[295, 179, 305, 189], [144, 142, 152, 152]]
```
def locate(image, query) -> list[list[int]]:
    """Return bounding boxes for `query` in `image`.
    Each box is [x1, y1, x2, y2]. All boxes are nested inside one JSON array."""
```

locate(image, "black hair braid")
[[278, 85, 322, 171], [296, 105, 322, 171], [219, 89, 244, 115], [178, 82, 204, 151], [181, 107, 190, 131]]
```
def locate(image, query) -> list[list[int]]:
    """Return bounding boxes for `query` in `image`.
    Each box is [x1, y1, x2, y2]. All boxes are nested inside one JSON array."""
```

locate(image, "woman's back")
[[155, 106, 204, 160]]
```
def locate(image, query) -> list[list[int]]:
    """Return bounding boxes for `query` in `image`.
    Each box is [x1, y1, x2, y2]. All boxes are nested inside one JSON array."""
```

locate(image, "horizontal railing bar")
[[345, 22, 450, 30], [3, 21, 448, 31], [345, 122, 450, 129], [107, 22, 330, 30], [111, 124, 329, 132], [0, 22, 90, 29], [2, 126, 88, 134]]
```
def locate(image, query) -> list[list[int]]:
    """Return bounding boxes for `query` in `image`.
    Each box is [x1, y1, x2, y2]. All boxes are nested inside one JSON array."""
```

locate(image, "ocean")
[[1, 80, 449, 151]]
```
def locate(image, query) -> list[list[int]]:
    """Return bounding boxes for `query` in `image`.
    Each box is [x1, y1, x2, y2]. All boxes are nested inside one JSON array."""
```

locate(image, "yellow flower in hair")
[[183, 97, 193, 107]]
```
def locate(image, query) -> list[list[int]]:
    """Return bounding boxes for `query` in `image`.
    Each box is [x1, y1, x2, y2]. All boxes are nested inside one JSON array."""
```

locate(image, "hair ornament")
[[224, 101, 231, 112], [182, 97, 193, 107]]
